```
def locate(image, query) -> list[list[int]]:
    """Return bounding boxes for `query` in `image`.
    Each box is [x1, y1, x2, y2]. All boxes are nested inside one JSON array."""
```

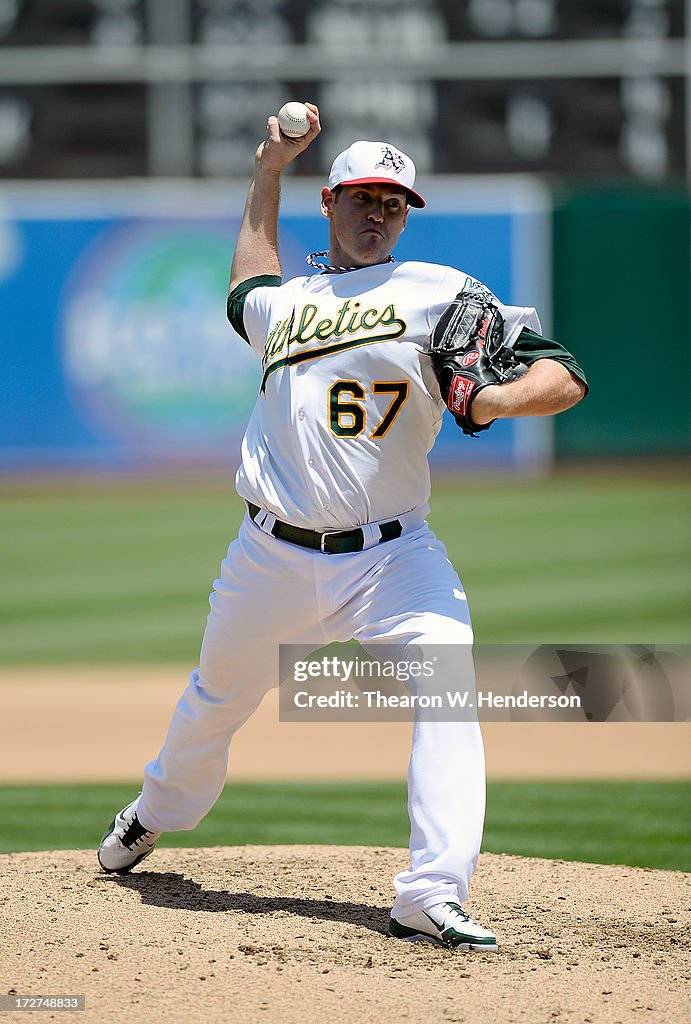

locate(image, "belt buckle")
[[319, 530, 339, 553]]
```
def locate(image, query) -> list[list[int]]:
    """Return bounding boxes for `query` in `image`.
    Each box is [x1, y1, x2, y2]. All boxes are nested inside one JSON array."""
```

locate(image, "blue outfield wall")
[[0, 178, 551, 473]]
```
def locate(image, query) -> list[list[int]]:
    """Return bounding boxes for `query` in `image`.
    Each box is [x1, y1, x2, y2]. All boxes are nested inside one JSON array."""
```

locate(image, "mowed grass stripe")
[[469, 561, 690, 608], [17, 546, 685, 606], [6, 600, 685, 658], [434, 487, 688, 582], [0, 475, 688, 662], [484, 781, 691, 869], [2, 577, 687, 647], [4, 547, 680, 618], [464, 549, 689, 590], [433, 497, 690, 534], [0, 493, 235, 528], [0, 781, 688, 870], [0, 574, 217, 614], [433, 489, 688, 542], [3, 510, 229, 543], [462, 509, 687, 560], [432, 475, 690, 504], [0, 573, 214, 605], [470, 592, 688, 643], [0, 608, 205, 663], [430, 482, 688, 527], [5, 479, 687, 536]]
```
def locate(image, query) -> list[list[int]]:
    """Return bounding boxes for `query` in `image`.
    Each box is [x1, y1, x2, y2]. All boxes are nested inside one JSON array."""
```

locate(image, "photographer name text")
[[292, 689, 582, 710]]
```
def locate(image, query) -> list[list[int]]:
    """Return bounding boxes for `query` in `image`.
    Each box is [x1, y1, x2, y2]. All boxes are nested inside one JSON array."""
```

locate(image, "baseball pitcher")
[[98, 103, 587, 952]]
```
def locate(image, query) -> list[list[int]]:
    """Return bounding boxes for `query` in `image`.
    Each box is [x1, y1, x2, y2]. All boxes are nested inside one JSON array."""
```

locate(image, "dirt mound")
[[2, 846, 689, 1024]]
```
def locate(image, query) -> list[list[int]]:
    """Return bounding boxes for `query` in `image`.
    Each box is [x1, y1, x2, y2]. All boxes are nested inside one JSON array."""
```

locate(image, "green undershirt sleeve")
[[514, 328, 589, 393], [226, 275, 282, 343]]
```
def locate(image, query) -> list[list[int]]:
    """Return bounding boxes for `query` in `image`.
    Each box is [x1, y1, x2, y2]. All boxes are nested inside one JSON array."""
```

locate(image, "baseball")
[[277, 102, 310, 139]]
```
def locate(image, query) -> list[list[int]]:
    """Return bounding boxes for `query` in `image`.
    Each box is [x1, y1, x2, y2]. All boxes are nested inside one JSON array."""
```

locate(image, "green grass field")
[[0, 471, 688, 664], [0, 781, 688, 870], [1, 473, 688, 871]]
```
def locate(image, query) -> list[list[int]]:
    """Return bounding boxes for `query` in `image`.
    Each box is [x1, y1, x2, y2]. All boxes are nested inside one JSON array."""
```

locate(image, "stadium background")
[[0, 0, 689, 863]]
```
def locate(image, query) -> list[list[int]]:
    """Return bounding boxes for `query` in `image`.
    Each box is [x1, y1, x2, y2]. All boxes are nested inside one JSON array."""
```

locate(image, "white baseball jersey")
[[236, 261, 540, 530], [130, 254, 578, 929]]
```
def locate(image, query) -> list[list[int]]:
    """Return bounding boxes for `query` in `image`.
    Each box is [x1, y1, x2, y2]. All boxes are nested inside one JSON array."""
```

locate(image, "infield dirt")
[[1, 669, 690, 782], [2, 845, 689, 1024]]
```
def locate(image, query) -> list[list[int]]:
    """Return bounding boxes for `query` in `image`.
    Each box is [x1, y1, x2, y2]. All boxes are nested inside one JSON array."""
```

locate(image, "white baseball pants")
[[138, 512, 486, 916]]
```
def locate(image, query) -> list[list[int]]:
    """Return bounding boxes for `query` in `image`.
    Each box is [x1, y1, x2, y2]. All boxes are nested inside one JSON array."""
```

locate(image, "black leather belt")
[[247, 502, 403, 554]]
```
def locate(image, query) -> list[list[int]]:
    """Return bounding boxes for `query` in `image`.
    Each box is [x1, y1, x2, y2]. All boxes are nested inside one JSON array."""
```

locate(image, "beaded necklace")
[[305, 251, 396, 274]]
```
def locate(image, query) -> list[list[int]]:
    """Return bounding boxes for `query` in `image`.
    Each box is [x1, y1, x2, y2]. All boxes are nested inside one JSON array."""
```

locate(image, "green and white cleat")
[[98, 796, 161, 875], [389, 901, 498, 952]]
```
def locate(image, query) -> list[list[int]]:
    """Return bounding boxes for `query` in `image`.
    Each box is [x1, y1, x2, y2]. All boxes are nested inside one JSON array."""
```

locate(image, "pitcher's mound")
[[2, 846, 688, 1024]]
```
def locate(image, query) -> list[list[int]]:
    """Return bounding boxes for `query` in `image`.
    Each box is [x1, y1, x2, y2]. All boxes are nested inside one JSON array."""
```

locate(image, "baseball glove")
[[429, 290, 527, 436]]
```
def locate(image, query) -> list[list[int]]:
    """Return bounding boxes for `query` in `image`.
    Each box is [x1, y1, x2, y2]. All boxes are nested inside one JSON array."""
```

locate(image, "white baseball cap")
[[328, 141, 426, 208]]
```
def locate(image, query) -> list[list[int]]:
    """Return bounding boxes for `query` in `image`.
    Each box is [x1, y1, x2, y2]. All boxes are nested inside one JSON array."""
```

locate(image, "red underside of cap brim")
[[336, 176, 426, 208]]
